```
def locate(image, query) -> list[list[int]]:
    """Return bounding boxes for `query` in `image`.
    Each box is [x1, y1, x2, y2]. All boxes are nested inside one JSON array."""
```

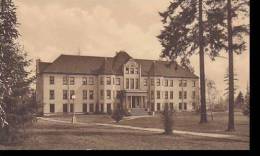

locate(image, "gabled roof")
[[39, 51, 198, 78]]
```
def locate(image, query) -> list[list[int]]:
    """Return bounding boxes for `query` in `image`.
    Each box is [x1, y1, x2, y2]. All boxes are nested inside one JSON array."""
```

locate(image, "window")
[[50, 76, 54, 85], [82, 77, 87, 85], [116, 91, 120, 99], [89, 103, 94, 112], [83, 103, 87, 113], [170, 91, 173, 99], [192, 91, 196, 99], [151, 91, 154, 99], [183, 80, 187, 87], [113, 78, 115, 85], [106, 90, 111, 99], [179, 91, 182, 99], [116, 78, 120, 85], [63, 76, 69, 85], [83, 90, 87, 100], [126, 67, 129, 74], [89, 90, 94, 100], [144, 79, 147, 86], [106, 77, 111, 85], [89, 77, 94, 85], [70, 90, 75, 99], [130, 68, 134, 74], [135, 78, 139, 89], [100, 77, 104, 85], [100, 103, 104, 113], [50, 104, 55, 113], [170, 103, 174, 111], [49, 90, 55, 100], [130, 79, 134, 89], [165, 80, 168, 87], [107, 103, 112, 114], [70, 104, 74, 112], [156, 79, 160, 86], [63, 90, 68, 100], [100, 90, 104, 99], [192, 102, 196, 110], [193, 81, 196, 87], [63, 104, 68, 113], [126, 78, 129, 89], [179, 80, 182, 87], [170, 80, 173, 87], [184, 91, 187, 99], [179, 103, 182, 110], [165, 91, 168, 99], [157, 103, 161, 111], [70, 77, 75, 85], [184, 103, 187, 110], [151, 79, 154, 86], [135, 68, 139, 74], [157, 91, 160, 99]]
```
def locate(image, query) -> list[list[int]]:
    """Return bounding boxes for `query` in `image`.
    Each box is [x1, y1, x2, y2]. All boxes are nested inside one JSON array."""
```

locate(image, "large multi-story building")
[[36, 51, 199, 116]]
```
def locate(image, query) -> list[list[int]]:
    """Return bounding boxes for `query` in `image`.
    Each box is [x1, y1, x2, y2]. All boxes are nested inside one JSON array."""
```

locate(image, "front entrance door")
[[132, 96, 139, 108]]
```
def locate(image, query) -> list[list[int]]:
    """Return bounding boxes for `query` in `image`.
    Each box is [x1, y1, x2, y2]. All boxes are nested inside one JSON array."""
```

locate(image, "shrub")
[[242, 103, 249, 116], [111, 104, 124, 123], [161, 105, 174, 135]]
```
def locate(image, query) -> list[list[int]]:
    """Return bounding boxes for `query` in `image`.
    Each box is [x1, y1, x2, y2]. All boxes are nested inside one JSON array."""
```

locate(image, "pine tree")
[[235, 91, 244, 109], [158, 0, 227, 123], [226, 0, 249, 131], [0, 0, 34, 143]]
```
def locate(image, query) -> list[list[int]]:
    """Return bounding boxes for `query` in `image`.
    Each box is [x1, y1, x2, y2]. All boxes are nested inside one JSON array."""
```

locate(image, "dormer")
[[124, 59, 141, 75]]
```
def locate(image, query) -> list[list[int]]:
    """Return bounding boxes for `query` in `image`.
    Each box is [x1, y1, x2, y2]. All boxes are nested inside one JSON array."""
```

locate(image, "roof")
[[38, 51, 198, 79]]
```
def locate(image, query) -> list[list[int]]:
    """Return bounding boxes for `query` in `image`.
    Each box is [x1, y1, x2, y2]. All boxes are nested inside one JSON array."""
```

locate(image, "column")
[[130, 96, 132, 108]]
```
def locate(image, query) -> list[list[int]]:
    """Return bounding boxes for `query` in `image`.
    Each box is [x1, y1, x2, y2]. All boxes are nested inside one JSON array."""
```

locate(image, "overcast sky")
[[15, 0, 249, 97]]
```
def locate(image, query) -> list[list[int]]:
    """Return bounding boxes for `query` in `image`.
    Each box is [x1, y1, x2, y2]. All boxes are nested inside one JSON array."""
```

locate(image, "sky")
[[15, 0, 249, 97]]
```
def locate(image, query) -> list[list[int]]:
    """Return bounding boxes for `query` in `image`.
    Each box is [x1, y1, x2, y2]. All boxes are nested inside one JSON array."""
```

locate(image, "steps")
[[130, 108, 148, 116]]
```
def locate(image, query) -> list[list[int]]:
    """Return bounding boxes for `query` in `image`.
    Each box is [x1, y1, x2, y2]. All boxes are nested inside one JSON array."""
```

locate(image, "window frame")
[[49, 90, 55, 100], [82, 77, 88, 85], [106, 90, 111, 99], [63, 90, 68, 100], [83, 90, 88, 100], [106, 77, 111, 85], [49, 76, 55, 85], [69, 77, 75, 85], [89, 90, 94, 100]]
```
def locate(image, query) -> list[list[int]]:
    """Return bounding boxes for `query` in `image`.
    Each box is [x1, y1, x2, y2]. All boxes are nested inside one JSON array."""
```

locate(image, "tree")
[[0, 0, 34, 143], [161, 104, 174, 135], [226, 0, 249, 131], [158, 0, 227, 123], [235, 91, 244, 109], [243, 84, 250, 116], [111, 103, 124, 123], [206, 79, 217, 120]]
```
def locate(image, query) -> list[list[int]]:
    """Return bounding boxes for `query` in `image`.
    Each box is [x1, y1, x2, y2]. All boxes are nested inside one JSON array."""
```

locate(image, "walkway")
[[37, 117, 248, 142]]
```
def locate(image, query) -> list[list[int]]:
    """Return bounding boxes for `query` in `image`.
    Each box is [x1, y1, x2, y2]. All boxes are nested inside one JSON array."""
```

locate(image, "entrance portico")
[[123, 90, 148, 111]]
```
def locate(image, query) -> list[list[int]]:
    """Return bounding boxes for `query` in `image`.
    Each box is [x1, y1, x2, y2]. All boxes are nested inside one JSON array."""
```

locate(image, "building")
[[36, 51, 199, 116]]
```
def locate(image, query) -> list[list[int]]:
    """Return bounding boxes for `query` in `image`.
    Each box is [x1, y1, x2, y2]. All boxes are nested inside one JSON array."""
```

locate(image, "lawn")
[[0, 119, 249, 150], [119, 112, 250, 138], [46, 112, 249, 137]]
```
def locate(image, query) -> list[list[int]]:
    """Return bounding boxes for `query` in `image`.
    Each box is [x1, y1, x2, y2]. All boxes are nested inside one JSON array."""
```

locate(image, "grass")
[[119, 112, 249, 137], [0, 119, 249, 150]]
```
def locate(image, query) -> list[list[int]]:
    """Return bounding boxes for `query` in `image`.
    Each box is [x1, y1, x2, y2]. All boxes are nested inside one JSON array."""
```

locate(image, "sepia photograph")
[[0, 0, 249, 150]]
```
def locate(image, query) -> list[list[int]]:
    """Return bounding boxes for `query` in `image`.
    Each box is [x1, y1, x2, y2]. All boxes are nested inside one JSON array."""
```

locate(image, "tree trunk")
[[227, 0, 235, 131], [199, 0, 207, 123]]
